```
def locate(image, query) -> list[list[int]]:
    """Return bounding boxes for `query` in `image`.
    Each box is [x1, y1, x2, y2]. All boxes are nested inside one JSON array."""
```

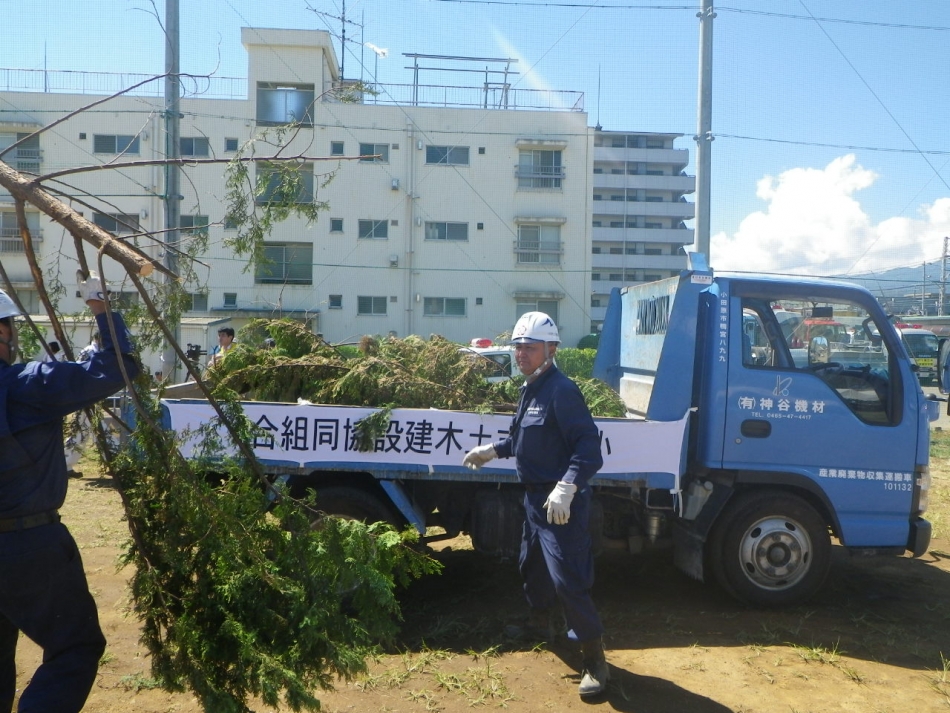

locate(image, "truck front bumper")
[[908, 517, 932, 558]]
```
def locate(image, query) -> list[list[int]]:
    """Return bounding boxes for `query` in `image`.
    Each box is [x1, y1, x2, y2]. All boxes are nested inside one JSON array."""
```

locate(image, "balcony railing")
[[0, 231, 41, 253], [514, 240, 563, 264]]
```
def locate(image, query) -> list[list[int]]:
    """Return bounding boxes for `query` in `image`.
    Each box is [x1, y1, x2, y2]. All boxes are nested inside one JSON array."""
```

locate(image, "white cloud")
[[711, 154, 950, 276]]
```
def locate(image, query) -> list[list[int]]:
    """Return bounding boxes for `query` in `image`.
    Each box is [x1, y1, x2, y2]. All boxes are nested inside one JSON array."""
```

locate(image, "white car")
[[460, 339, 514, 383]]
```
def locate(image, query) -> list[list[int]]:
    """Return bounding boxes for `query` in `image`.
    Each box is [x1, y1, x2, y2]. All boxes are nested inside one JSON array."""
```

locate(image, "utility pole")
[[941, 236, 948, 316], [921, 261, 927, 315], [163, 0, 181, 380], [693, 0, 715, 262]]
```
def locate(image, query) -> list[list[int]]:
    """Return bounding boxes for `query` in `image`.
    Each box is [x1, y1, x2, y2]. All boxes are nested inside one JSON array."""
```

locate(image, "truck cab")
[[594, 256, 933, 605], [896, 326, 940, 384]]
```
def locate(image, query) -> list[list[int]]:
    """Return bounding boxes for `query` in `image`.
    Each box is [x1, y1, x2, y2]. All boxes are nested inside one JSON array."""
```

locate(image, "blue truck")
[[158, 254, 934, 607]]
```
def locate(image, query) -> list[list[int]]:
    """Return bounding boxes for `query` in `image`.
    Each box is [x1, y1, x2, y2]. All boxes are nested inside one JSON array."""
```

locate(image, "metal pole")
[[941, 236, 948, 316], [922, 261, 927, 315], [693, 0, 715, 261], [163, 0, 181, 381]]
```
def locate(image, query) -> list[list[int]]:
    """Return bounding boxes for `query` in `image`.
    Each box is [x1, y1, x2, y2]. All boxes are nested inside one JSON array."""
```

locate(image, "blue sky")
[[4, 0, 950, 278]]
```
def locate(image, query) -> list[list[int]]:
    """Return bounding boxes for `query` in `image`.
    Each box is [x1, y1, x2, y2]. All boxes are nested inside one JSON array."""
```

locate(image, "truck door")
[[721, 288, 920, 549]]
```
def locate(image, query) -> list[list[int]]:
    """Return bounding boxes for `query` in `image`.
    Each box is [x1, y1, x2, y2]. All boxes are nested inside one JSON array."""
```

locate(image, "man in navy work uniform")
[[0, 273, 139, 713], [462, 312, 609, 697]]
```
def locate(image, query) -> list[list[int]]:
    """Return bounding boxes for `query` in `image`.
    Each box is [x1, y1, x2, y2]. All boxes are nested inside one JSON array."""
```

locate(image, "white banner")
[[164, 400, 689, 484]]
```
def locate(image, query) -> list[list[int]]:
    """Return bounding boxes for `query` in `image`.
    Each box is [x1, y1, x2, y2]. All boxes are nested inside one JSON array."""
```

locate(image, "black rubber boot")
[[578, 639, 609, 697]]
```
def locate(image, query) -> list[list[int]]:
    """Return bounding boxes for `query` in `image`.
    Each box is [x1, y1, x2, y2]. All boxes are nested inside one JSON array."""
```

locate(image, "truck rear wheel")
[[709, 492, 830, 607], [310, 486, 399, 528]]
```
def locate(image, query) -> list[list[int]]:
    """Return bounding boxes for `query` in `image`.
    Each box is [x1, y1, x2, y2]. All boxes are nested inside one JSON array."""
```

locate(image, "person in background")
[[208, 327, 236, 367], [40, 340, 64, 363], [77, 332, 100, 362], [0, 273, 139, 712], [462, 311, 609, 698]]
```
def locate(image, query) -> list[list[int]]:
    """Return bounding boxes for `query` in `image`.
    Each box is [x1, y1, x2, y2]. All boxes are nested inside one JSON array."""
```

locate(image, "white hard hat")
[[511, 311, 560, 344], [0, 289, 22, 321]]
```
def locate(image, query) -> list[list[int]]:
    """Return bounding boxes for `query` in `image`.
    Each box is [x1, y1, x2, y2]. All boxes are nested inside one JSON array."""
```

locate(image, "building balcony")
[[594, 146, 689, 167], [514, 239, 563, 264], [0, 231, 42, 253], [592, 199, 695, 219], [592, 226, 694, 244], [591, 253, 686, 271], [591, 173, 694, 193]]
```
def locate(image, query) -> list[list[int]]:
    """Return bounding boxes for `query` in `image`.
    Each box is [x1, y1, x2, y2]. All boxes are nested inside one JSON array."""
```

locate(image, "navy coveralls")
[[494, 364, 604, 643], [0, 312, 137, 713]]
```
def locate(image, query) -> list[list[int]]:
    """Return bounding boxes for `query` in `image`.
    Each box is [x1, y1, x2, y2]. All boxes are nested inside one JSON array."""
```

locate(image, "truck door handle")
[[740, 419, 771, 438]]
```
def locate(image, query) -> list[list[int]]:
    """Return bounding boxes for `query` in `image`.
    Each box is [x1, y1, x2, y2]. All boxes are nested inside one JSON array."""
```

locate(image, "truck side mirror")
[[808, 335, 830, 366]]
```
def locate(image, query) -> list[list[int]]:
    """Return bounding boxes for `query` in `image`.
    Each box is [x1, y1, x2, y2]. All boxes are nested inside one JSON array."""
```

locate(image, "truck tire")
[[709, 491, 830, 607], [311, 486, 399, 528]]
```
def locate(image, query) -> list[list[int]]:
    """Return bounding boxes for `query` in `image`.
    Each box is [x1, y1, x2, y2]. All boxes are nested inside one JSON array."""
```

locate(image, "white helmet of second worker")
[[510, 311, 560, 344], [0, 288, 22, 322]]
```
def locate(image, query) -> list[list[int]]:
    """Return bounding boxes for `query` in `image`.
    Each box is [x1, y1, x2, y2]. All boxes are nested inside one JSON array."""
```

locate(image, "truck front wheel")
[[709, 492, 831, 607]]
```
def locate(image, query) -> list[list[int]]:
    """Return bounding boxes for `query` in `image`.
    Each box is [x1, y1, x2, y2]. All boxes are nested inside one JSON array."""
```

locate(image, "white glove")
[[463, 443, 497, 470], [544, 481, 577, 525], [78, 270, 107, 302]]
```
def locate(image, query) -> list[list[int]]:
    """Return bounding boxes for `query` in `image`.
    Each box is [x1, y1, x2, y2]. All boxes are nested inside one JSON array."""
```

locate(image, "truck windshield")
[[903, 333, 939, 359], [740, 295, 895, 425]]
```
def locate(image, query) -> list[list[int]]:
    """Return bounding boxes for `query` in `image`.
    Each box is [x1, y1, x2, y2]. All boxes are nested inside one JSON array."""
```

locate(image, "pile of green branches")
[[208, 319, 626, 418]]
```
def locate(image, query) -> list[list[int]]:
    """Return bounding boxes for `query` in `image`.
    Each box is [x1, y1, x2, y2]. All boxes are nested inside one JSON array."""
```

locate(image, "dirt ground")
[[13, 460, 950, 713]]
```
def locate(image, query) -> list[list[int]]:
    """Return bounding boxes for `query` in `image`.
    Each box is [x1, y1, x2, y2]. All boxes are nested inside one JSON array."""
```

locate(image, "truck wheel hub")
[[740, 517, 812, 589]]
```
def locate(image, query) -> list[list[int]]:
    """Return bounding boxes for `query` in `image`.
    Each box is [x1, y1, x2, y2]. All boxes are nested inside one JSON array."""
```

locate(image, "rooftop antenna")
[[595, 65, 602, 131]]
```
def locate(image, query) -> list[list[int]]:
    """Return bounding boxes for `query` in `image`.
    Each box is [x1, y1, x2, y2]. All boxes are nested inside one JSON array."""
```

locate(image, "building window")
[[610, 221, 623, 228], [610, 195, 624, 202], [517, 149, 563, 189], [644, 274, 662, 282], [255, 242, 313, 285], [256, 162, 314, 204], [646, 138, 665, 149], [330, 218, 343, 232], [225, 137, 239, 152], [357, 296, 387, 315], [330, 141, 344, 156], [256, 82, 314, 126], [180, 137, 209, 157], [591, 298, 601, 308], [93, 134, 140, 154], [180, 215, 209, 236], [475, 297, 483, 305], [423, 297, 466, 316], [358, 220, 388, 239], [359, 143, 389, 163], [593, 167, 603, 174], [424, 222, 468, 241], [1, 132, 41, 173], [645, 222, 663, 229], [111, 292, 139, 310], [516, 224, 561, 265], [0, 212, 41, 253], [592, 221, 602, 227], [609, 273, 622, 281], [644, 247, 662, 255], [425, 145, 470, 165], [329, 294, 342, 309], [591, 273, 601, 281], [93, 212, 139, 234], [609, 247, 622, 255], [592, 247, 601, 254], [187, 293, 209, 311], [645, 195, 663, 202], [223, 215, 239, 230], [223, 292, 237, 309], [516, 300, 558, 324]]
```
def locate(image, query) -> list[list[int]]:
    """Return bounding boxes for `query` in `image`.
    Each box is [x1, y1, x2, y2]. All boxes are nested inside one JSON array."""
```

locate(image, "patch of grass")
[[118, 673, 161, 692], [925, 651, 950, 704], [792, 641, 842, 665]]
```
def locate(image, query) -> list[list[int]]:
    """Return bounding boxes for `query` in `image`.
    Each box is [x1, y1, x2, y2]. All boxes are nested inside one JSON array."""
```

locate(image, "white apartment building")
[[589, 130, 694, 329], [1, 28, 692, 377]]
